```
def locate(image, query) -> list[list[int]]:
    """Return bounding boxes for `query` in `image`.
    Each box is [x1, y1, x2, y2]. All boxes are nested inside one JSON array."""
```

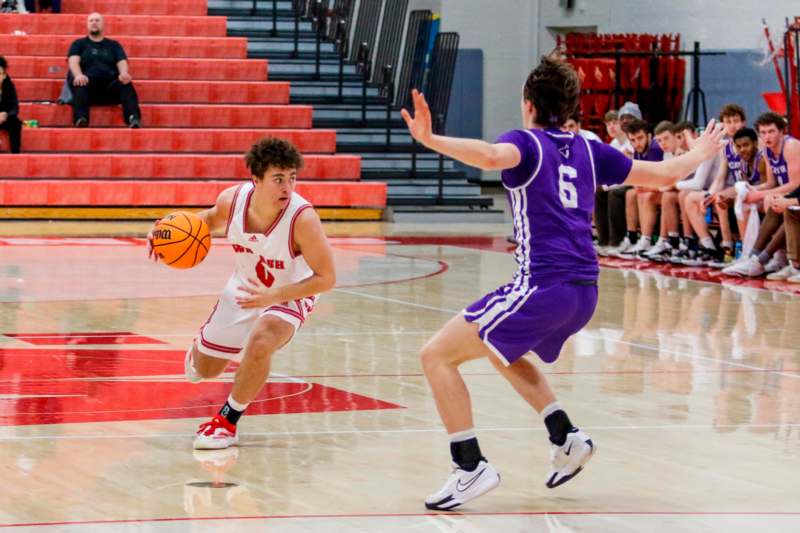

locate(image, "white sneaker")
[[184, 346, 203, 383], [642, 238, 671, 259], [764, 250, 788, 274], [722, 255, 764, 277], [425, 460, 501, 510], [609, 237, 633, 257], [766, 264, 800, 281], [788, 273, 800, 284], [193, 416, 239, 450], [596, 245, 611, 257], [621, 237, 651, 258], [546, 429, 595, 489]]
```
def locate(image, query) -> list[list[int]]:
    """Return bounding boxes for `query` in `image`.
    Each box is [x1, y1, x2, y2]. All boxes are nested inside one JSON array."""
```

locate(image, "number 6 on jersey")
[[558, 164, 578, 209]]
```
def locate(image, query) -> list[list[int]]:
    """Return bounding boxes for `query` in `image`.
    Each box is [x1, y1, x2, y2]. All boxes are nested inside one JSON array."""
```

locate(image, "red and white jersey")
[[225, 182, 314, 288]]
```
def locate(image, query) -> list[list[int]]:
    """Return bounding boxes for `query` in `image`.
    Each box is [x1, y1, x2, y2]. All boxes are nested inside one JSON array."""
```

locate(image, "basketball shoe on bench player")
[[147, 137, 336, 450]]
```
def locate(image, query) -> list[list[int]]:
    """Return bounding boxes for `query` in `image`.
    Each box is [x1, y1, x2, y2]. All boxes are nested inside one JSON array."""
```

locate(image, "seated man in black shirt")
[[67, 12, 141, 128], [0, 56, 22, 152]]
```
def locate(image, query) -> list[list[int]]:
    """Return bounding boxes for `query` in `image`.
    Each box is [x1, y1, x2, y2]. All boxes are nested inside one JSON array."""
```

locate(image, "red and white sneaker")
[[193, 416, 238, 450]]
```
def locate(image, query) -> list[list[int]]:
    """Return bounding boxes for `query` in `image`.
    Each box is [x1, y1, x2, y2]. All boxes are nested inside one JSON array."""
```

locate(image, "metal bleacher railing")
[[265, 0, 461, 203]]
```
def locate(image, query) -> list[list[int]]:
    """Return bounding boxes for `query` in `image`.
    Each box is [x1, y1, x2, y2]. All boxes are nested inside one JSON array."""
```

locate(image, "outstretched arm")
[[401, 89, 521, 170], [623, 120, 726, 188]]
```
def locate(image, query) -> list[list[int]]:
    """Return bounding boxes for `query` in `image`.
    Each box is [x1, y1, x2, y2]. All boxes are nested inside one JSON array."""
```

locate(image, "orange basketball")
[[151, 211, 211, 269]]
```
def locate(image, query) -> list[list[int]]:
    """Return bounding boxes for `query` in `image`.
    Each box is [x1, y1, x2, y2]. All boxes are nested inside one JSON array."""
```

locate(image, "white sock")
[[449, 429, 476, 443], [540, 401, 563, 420], [227, 394, 249, 412], [700, 237, 714, 249], [721, 240, 733, 249]]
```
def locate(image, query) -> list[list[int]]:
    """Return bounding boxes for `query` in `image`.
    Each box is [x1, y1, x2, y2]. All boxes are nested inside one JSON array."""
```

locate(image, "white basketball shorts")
[[196, 275, 317, 361]]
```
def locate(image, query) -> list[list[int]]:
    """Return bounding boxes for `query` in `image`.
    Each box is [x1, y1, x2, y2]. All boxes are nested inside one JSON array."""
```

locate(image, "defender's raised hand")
[[400, 89, 433, 146], [692, 119, 727, 160]]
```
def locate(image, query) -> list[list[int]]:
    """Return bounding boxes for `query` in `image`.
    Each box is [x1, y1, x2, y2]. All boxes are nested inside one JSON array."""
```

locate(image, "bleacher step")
[[8, 56, 269, 81], [19, 103, 313, 128], [0, 154, 361, 180], [17, 128, 337, 154], [61, 0, 208, 16], [17, 79, 290, 105], [0, 206, 384, 221], [0, 180, 387, 208]]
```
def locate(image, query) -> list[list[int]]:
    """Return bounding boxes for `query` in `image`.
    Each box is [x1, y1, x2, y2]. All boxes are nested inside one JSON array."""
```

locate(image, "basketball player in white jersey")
[[147, 137, 336, 449]]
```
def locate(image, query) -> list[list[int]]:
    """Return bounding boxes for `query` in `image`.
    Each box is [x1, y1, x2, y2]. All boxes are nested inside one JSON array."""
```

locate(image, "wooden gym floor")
[[0, 221, 798, 532]]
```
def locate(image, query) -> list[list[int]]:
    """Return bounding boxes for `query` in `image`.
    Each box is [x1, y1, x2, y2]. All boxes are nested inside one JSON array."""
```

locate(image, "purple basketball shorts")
[[463, 279, 598, 365]]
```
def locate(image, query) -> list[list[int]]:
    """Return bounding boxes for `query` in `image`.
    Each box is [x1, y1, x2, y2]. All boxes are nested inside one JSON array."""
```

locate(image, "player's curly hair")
[[719, 103, 746, 122], [523, 55, 580, 128], [245, 137, 304, 179]]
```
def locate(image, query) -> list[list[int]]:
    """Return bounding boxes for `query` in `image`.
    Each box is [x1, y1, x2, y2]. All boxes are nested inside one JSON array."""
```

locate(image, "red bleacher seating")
[[0, 154, 361, 180], [0, 14, 227, 37], [16, 79, 290, 104], [18, 129, 337, 154], [0, 0, 386, 213], [0, 181, 387, 207], [61, 0, 208, 16], [19, 103, 313, 128], [0, 35, 247, 58], [8, 56, 269, 81], [559, 32, 686, 132]]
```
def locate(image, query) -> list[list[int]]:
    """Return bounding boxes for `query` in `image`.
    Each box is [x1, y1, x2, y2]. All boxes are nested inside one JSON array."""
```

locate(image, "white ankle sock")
[[227, 394, 249, 412], [449, 429, 476, 443], [540, 401, 563, 420], [700, 237, 714, 249]]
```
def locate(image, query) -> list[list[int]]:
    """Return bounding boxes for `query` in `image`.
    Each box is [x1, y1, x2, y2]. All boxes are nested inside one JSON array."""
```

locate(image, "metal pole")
[[315, 21, 322, 80], [411, 139, 417, 178], [338, 53, 345, 101], [293, 4, 300, 59], [785, 25, 792, 129], [384, 65, 394, 147], [437, 152, 444, 205], [272, 0, 278, 36], [336, 20, 347, 102], [794, 29, 800, 135], [691, 41, 700, 126], [613, 44, 622, 109], [362, 71, 368, 124]]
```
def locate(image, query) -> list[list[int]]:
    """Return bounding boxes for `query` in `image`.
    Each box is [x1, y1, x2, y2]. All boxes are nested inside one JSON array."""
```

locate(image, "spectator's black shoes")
[[129, 115, 141, 129], [74, 118, 88, 127]]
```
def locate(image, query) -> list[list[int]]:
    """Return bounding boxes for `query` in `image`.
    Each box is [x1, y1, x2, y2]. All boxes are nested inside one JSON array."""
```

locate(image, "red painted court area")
[[0, 344, 403, 426]]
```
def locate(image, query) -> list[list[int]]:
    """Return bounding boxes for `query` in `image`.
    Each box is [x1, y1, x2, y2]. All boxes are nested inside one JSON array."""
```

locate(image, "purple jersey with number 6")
[[463, 128, 632, 366], [496, 128, 631, 284]]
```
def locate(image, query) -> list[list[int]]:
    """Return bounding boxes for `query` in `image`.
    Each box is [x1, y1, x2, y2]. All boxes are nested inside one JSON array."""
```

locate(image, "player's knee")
[[246, 324, 289, 360], [247, 331, 279, 359], [420, 341, 447, 372]]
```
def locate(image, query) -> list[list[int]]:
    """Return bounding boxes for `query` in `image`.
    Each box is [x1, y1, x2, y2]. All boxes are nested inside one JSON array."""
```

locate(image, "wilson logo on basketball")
[[152, 229, 172, 240]]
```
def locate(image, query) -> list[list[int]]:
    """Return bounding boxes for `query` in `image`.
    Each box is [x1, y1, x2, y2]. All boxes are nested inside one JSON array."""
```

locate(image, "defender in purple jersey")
[[401, 56, 726, 511]]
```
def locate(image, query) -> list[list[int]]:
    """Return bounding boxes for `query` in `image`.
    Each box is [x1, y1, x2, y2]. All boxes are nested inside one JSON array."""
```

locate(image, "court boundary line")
[[3, 510, 800, 529]]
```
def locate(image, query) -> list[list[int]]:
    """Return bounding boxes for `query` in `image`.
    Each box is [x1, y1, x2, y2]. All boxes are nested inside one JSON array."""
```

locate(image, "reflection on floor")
[[0, 232, 798, 532]]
